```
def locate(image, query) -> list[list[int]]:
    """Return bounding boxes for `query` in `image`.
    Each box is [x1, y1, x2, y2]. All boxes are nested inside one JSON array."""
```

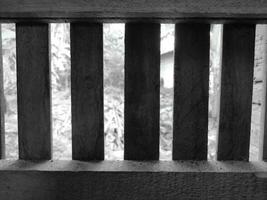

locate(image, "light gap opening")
[[160, 24, 174, 161], [208, 24, 223, 160], [2, 23, 18, 160], [104, 23, 125, 160], [51, 23, 72, 160]]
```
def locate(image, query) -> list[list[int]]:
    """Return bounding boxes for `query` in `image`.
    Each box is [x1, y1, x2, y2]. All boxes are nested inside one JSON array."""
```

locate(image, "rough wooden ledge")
[[0, 160, 266, 173], [1, 0, 267, 22], [0, 160, 266, 200]]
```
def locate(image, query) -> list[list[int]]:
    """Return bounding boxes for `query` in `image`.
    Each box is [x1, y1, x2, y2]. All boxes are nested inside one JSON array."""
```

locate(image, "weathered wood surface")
[[71, 23, 104, 161], [217, 24, 255, 161], [0, 161, 266, 200], [124, 23, 160, 160], [0, 25, 4, 159], [173, 23, 210, 160], [2, 0, 267, 21], [260, 26, 267, 161], [16, 23, 51, 160]]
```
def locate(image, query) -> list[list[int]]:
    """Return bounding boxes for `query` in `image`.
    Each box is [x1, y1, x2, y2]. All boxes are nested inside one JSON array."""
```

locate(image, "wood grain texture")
[[261, 90, 267, 161], [0, 160, 266, 200], [0, 25, 5, 159], [124, 23, 160, 160], [217, 24, 255, 161], [16, 23, 51, 160], [71, 23, 104, 160], [260, 26, 267, 162], [2, 0, 267, 22], [173, 23, 210, 160]]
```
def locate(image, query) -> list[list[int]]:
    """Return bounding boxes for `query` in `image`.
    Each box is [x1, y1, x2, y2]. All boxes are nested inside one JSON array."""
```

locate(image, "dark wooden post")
[[124, 23, 160, 160], [217, 24, 255, 161], [71, 23, 104, 160], [173, 23, 210, 160], [16, 23, 51, 160]]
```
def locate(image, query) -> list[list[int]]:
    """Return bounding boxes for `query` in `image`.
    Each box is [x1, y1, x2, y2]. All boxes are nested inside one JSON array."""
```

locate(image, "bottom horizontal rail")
[[0, 160, 266, 200]]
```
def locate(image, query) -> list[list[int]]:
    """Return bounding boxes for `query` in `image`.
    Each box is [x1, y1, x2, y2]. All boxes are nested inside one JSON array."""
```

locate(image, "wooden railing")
[[0, 0, 267, 199]]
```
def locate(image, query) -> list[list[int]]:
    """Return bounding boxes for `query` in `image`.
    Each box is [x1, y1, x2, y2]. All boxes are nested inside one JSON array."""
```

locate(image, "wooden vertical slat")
[[16, 23, 51, 160], [71, 23, 104, 160], [124, 23, 160, 160], [173, 23, 210, 160], [261, 70, 267, 161], [259, 26, 267, 161], [0, 25, 5, 159], [217, 24, 255, 161]]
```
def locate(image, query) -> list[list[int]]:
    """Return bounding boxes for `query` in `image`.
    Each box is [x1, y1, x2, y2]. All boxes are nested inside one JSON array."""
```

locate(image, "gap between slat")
[[50, 23, 71, 160], [0, 24, 5, 159]]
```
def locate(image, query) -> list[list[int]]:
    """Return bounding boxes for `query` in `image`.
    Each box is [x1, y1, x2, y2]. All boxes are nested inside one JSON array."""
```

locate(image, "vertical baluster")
[[260, 67, 267, 161], [259, 26, 267, 161], [217, 24, 255, 161], [173, 23, 210, 160], [124, 23, 160, 160], [16, 23, 51, 160], [71, 23, 104, 160]]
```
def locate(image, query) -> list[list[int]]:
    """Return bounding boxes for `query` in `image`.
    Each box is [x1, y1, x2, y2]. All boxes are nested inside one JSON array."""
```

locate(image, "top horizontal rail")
[[1, 0, 267, 22]]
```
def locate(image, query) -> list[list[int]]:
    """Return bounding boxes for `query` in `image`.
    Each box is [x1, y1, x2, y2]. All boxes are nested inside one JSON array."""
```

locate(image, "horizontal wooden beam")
[[0, 161, 266, 199], [0, 160, 266, 172], [1, 0, 267, 22]]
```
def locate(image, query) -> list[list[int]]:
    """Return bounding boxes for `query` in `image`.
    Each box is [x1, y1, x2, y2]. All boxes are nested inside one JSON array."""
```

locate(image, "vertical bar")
[[16, 23, 51, 160], [259, 26, 267, 161], [71, 23, 104, 160], [124, 23, 160, 160], [217, 24, 255, 161], [0, 25, 5, 159], [173, 23, 210, 160]]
